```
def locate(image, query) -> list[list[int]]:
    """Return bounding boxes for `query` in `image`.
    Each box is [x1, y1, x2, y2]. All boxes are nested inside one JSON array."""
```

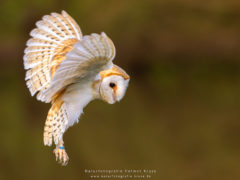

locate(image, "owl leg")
[[44, 100, 70, 165], [53, 139, 69, 166]]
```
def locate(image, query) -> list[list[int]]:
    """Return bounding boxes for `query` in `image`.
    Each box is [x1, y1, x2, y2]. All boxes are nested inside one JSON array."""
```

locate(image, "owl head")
[[99, 65, 130, 104]]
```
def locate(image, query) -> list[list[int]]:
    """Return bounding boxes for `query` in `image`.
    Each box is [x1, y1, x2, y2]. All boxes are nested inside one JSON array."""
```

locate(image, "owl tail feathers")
[[43, 100, 68, 146]]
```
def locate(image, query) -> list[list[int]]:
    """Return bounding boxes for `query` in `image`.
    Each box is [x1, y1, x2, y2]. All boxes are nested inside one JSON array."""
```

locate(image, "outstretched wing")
[[24, 11, 82, 102], [41, 32, 116, 103]]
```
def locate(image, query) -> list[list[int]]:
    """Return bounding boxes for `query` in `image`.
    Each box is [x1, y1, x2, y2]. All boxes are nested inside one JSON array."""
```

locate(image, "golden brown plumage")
[[100, 65, 130, 80]]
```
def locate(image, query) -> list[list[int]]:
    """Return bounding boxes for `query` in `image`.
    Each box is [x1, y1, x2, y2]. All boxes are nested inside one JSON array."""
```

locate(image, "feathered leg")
[[43, 99, 69, 165]]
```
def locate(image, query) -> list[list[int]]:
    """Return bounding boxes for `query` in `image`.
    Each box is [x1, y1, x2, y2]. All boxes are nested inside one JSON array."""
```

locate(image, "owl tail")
[[43, 99, 68, 146]]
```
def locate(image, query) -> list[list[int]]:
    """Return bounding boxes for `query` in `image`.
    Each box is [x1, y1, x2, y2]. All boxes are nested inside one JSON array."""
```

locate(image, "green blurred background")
[[1, 0, 240, 179]]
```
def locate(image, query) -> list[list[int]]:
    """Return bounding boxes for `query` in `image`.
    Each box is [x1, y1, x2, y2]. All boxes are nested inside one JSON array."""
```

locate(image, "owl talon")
[[53, 147, 69, 166]]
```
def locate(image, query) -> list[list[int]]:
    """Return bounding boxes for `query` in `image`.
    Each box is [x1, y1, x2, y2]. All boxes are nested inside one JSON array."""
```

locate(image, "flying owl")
[[23, 10, 130, 165]]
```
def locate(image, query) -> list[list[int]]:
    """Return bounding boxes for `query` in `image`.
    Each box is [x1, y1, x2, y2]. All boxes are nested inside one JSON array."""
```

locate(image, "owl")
[[23, 11, 130, 165]]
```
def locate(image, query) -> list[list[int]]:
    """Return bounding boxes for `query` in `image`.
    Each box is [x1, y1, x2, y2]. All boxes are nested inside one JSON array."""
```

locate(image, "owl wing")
[[40, 32, 116, 103], [24, 11, 82, 102]]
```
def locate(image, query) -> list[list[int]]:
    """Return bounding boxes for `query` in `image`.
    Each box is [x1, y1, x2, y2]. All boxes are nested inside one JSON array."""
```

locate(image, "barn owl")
[[23, 11, 130, 166]]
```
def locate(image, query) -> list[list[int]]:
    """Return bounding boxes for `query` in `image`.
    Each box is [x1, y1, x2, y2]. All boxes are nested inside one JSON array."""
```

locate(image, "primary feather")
[[24, 11, 82, 102]]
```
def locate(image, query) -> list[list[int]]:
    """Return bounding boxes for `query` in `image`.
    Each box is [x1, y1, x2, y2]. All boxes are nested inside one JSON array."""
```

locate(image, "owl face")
[[100, 75, 130, 104]]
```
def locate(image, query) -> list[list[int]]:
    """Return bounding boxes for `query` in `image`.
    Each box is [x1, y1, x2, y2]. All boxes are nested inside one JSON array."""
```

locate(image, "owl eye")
[[109, 82, 116, 88]]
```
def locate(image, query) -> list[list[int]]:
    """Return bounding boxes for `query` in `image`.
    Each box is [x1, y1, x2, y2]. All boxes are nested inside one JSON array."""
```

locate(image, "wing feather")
[[41, 32, 116, 102], [24, 11, 82, 102], [62, 11, 82, 39]]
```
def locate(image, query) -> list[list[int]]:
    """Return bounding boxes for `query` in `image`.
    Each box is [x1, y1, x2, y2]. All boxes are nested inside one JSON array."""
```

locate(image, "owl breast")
[[62, 81, 94, 127]]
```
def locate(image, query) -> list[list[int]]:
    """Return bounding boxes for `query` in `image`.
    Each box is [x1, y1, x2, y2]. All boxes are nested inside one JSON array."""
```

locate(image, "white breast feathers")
[[62, 81, 94, 128]]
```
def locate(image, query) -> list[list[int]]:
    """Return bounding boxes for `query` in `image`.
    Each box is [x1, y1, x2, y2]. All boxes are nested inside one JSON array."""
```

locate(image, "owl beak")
[[112, 93, 117, 103]]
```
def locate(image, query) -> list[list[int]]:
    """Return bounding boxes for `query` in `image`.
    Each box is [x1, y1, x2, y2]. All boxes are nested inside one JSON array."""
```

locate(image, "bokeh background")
[[1, 0, 240, 179]]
